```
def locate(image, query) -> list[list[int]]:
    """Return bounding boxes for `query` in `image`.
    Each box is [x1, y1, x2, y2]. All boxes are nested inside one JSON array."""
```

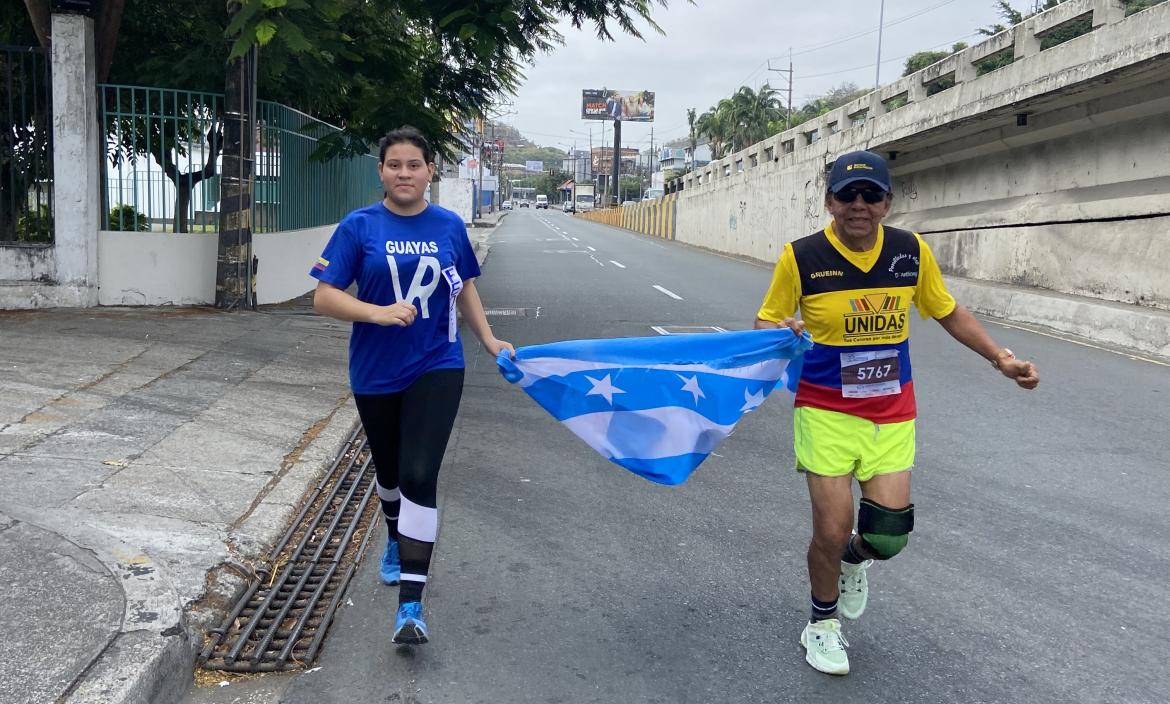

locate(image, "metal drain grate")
[[198, 425, 378, 672]]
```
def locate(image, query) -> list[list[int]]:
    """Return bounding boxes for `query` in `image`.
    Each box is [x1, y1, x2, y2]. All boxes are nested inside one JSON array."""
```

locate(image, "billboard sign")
[[582, 89, 655, 122], [525, 160, 544, 174]]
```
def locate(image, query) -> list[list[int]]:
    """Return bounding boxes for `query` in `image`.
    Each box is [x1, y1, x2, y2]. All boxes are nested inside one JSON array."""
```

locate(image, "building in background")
[[591, 147, 641, 175], [562, 148, 591, 183], [659, 145, 712, 173]]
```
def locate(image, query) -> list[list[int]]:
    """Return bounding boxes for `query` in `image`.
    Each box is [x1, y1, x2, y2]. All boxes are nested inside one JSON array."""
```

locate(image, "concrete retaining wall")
[[664, 0, 1170, 313]]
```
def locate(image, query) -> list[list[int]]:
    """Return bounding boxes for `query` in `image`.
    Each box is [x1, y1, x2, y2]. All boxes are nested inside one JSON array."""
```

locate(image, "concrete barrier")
[[579, 193, 678, 240]]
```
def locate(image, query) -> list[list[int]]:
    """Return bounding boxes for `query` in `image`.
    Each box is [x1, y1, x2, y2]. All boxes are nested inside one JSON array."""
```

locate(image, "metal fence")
[[1, 45, 53, 244], [99, 84, 380, 233]]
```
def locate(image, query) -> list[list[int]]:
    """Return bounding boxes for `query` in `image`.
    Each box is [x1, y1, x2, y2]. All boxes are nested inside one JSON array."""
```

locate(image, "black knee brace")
[[857, 498, 914, 559]]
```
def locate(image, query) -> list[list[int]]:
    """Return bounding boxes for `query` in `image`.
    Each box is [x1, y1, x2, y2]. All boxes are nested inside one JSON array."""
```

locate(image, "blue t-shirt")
[[310, 202, 481, 394]]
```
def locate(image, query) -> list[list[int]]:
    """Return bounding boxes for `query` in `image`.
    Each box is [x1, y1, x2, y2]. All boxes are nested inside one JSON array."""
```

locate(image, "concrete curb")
[[185, 397, 362, 659], [35, 396, 363, 704], [0, 507, 192, 704], [947, 276, 1170, 360]]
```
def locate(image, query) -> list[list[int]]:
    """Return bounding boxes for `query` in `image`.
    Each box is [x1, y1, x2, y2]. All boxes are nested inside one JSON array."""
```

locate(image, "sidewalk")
[[0, 219, 504, 704]]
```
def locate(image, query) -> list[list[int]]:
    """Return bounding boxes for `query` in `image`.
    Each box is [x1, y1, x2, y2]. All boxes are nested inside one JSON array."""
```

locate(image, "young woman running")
[[310, 126, 513, 644]]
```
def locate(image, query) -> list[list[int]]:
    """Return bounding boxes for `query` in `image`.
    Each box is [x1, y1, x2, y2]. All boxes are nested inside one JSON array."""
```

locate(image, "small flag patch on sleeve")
[[312, 257, 329, 272]]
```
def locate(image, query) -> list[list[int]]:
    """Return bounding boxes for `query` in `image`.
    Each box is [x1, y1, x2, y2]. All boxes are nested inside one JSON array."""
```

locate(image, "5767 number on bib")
[[840, 349, 901, 398]]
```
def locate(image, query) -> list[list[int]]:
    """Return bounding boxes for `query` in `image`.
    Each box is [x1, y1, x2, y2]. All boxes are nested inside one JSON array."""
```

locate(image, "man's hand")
[[370, 302, 418, 327], [999, 357, 1039, 390], [781, 317, 806, 336], [754, 317, 806, 335]]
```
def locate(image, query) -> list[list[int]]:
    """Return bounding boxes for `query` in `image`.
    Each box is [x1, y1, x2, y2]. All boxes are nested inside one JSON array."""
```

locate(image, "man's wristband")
[[991, 348, 1015, 370]]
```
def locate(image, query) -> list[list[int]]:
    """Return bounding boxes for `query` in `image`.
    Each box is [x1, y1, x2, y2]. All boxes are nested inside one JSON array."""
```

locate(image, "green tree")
[[12, 0, 676, 159], [975, 0, 1092, 73], [695, 102, 730, 159], [618, 175, 642, 202], [788, 82, 867, 129], [903, 42, 969, 75], [725, 84, 783, 152], [903, 42, 969, 95]]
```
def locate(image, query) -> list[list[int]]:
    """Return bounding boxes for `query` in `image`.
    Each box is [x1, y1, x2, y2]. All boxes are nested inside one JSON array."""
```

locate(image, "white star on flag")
[[740, 387, 766, 412], [585, 374, 625, 404], [677, 374, 706, 405]]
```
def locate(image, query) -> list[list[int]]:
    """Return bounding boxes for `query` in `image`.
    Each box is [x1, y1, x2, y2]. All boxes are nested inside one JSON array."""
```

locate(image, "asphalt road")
[[187, 208, 1170, 704]]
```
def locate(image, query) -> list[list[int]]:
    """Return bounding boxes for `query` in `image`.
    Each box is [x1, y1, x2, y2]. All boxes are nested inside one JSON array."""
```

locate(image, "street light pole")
[[875, 0, 886, 89]]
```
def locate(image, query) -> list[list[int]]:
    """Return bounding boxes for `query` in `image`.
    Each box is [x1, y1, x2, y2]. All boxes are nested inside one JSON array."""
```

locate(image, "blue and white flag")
[[496, 329, 812, 486]]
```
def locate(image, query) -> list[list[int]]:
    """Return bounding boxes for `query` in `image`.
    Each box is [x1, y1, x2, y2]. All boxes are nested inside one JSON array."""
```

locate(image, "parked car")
[[562, 201, 574, 213], [501, 200, 512, 210], [620, 200, 635, 207]]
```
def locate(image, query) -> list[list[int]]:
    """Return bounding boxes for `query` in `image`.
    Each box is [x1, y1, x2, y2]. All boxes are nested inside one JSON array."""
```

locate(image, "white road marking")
[[586, 246, 596, 252], [610, 260, 626, 268], [653, 285, 683, 300]]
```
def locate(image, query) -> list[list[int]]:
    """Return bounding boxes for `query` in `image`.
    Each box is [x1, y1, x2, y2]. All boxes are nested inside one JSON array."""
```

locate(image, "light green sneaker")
[[800, 618, 850, 675], [838, 559, 873, 620]]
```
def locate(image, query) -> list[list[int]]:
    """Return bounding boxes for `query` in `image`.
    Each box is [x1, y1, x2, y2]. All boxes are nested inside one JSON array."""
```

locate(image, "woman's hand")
[[484, 337, 515, 358], [370, 302, 418, 327]]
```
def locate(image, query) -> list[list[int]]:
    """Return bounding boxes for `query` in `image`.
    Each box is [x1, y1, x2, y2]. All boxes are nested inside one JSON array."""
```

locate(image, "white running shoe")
[[838, 559, 873, 620], [800, 618, 850, 675]]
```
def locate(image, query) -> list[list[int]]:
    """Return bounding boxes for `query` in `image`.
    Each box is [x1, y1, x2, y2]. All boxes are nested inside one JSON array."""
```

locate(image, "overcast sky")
[[507, 0, 1020, 153]]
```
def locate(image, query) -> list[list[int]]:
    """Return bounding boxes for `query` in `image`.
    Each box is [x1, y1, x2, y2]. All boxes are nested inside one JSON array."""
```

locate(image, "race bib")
[[840, 349, 901, 398], [442, 265, 463, 342]]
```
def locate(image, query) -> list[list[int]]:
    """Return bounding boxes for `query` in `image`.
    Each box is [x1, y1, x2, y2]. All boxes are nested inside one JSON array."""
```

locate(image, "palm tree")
[[726, 84, 782, 152], [695, 84, 785, 159], [695, 105, 730, 160]]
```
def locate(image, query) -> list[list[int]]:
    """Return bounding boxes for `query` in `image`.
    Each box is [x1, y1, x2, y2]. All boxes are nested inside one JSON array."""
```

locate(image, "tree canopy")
[[7, 0, 675, 159]]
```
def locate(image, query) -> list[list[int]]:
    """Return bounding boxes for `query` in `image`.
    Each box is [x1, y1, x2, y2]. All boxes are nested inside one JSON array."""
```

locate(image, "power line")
[[793, 31, 982, 82], [784, 0, 960, 59]]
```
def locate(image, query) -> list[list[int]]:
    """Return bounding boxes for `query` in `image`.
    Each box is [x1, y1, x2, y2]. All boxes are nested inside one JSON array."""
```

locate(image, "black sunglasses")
[[832, 187, 887, 204]]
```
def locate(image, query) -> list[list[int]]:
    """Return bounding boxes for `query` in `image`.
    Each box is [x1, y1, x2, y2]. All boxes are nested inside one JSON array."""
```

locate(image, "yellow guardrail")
[[577, 193, 677, 240]]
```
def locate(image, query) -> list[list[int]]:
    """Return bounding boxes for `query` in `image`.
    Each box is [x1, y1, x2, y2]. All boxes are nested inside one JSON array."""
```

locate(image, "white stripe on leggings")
[[400, 572, 428, 583], [398, 494, 437, 543], [375, 481, 400, 502]]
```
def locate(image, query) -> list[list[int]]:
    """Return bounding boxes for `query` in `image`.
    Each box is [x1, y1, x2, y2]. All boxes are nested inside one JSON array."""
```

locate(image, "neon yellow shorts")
[[793, 406, 915, 482]]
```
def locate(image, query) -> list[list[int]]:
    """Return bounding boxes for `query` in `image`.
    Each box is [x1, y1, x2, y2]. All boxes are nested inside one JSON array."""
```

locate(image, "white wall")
[[97, 225, 335, 307], [254, 225, 333, 305], [0, 246, 54, 282], [435, 177, 475, 224], [97, 231, 217, 306]]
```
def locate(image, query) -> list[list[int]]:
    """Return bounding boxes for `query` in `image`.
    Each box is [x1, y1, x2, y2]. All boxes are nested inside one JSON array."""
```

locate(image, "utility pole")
[[588, 127, 593, 185], [610, 118, 620, 207], [768, 52, 794, 130], [475, 117, 484, 221], [648, 126, 655, 199], [490, 120, 497, 213], [875, 0, 886, 89], [214, 6, 256, 311]]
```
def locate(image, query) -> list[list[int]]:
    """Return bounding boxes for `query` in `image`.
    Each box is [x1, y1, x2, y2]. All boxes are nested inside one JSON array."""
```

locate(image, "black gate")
[[1, 45, 53, 243]]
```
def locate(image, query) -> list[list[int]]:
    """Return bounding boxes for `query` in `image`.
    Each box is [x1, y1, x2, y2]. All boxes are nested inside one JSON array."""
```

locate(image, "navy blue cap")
[[828, 150, 891, 193]]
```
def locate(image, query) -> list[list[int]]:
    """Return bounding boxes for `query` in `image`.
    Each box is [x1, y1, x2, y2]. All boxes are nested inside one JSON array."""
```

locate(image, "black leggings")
[[354, 367, 464, 603]]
